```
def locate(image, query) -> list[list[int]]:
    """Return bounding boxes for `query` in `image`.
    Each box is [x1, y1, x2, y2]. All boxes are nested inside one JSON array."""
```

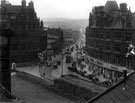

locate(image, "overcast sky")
[[5, 0, 135, 19]]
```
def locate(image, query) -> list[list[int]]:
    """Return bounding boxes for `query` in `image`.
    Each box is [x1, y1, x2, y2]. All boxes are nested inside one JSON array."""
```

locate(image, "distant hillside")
[[43, 18, 88, 31]]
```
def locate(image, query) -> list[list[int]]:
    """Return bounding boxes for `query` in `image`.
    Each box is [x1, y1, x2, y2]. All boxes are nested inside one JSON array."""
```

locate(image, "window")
[[106, 43, 111, 51], [12, 44, 19, 50], [106, 54, 111, 63], [21, 44, 26, 50], [99, 53, 103, 60], [96, 42, 99, 48], [99, 43, 104, 51], [114, 44, 121, 52], [114, 33, 121, 41], [125, 60, 132, 67], [125, 36, 132, 42], [9, 13, 17, 20], [113, 55, 121, 65], [106, 34, 111, 40], [20, 13, 26, 20], [125, 33, 132, 42], [21, 24, 26, 30], [99, 33, 104, 39], [96, 33, 99, 38], [124, 44, 129, 53]]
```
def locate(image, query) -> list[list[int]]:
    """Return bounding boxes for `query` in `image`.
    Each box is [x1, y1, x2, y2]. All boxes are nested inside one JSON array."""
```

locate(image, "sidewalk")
[[17, 54, 62, 81]]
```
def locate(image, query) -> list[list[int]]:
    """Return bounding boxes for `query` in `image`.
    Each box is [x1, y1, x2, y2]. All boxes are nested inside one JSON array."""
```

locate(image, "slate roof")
[[86, 72, 135, 103], [5, 5, 33, 14], [91, 0, 135, 28], [104, 0, 119, 13], [0, 3, 34, 15]]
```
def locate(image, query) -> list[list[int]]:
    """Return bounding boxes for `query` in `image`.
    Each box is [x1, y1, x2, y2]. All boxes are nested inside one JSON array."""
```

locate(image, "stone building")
[[86, 0, 135, 81], [0, 0, 47, 66]]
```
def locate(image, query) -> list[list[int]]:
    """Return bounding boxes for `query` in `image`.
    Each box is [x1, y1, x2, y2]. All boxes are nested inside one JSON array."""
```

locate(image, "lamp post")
[[61, 53, 64, 77], [60, 43, 64, 77]]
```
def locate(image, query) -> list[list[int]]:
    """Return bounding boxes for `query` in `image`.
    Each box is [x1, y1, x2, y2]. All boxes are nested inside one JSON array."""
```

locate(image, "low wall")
[[15, 72, 81, 102], [54, 78, 99, 102], [16, 62, 38, 68]]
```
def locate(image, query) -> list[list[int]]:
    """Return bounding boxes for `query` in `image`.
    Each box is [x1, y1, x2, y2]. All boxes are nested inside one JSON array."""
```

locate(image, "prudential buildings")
[[85, 1, 135, 82]]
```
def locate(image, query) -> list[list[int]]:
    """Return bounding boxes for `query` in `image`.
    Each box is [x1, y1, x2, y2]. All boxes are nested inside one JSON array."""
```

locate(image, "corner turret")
[[22, 0, 26, 7], [29, 1, 34, 8]]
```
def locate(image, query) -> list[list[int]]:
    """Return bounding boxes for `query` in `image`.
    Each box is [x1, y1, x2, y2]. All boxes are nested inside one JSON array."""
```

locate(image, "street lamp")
[[61, 52, 64, 77]]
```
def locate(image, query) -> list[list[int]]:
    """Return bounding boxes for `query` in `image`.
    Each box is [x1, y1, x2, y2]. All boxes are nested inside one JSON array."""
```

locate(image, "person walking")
[[38, 53, 43, 76], [12, 62, 16, 71], [31, 61, 35, 68]]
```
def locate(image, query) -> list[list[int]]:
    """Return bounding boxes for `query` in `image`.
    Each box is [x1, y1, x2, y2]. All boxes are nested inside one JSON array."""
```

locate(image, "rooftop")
[[104, 0, 119, 13], [86, 72, 135, 103]]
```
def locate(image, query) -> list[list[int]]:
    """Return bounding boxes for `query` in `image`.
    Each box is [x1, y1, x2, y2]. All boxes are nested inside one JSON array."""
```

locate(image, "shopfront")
[[87, 56, 133, 82]]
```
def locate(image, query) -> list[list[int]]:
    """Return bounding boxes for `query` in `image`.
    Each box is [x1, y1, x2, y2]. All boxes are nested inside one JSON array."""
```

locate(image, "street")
[[16, 41, 108, 95]]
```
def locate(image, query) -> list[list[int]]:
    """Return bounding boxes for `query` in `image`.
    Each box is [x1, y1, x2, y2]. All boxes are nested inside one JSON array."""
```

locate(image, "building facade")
[[46, 28, 64, 56], [0, 0, 47, 66], [63, 29, 80, 47], [86, 1, 135, 81]]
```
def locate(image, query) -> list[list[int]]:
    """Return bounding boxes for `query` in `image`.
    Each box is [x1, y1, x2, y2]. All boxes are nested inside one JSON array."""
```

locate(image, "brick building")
[[0, 0, 47, 66], [86, 1, 135, 81]]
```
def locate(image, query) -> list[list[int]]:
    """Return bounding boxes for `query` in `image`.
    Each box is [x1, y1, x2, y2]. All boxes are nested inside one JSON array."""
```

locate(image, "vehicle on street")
[[66, 55, 71, 63]]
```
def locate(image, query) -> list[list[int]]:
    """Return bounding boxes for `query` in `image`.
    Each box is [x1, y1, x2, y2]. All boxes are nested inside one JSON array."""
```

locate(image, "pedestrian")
[[31, 61, 35, 68], [41, 62, 43, 69], [11, 62, 16, 71], [39, 62, 42, 73], [43, 73, 45, 78]]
